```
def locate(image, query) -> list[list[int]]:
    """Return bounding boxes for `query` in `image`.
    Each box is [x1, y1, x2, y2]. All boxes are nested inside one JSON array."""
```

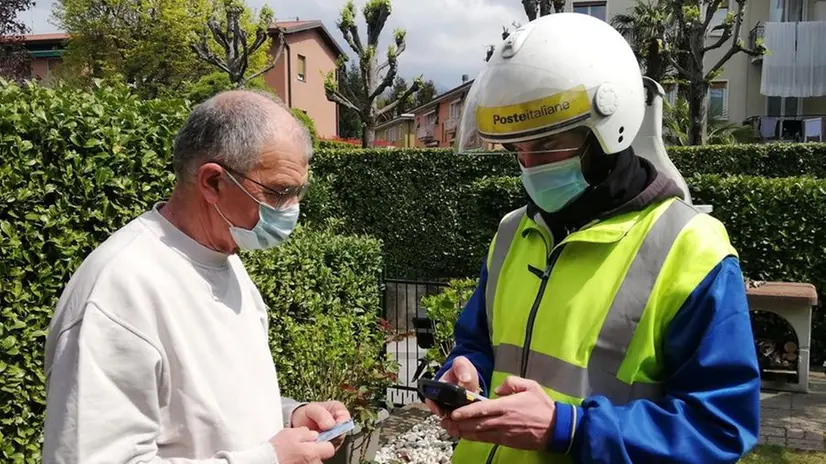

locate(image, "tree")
[[486, 0, 564, 61], [325, 0, 422, 148], [379, 76, 415, 121], [53, 0, 217, 97], [336, 62, 364, 139], [0, 0, 34, 81], [664, 0, 765, 144], [191, 0, 284, 89], [521, 0, 564, 19], [415, 79, 437, 107], [611, 0, 673, 84], [664, 97, 755, 145]]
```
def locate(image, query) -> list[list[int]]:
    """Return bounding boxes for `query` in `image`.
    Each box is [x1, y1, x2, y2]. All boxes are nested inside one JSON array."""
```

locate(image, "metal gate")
[[381, 278, 448, 406]]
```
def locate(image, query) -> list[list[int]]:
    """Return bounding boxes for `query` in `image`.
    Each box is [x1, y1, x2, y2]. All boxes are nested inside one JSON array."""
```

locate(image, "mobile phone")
[[315, 419, 354, 442], [417, 378, 486, 411]]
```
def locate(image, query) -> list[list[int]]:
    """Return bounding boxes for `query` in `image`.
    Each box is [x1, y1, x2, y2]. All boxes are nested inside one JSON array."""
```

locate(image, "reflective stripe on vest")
[[485, 200, 698, 403], [485, 206, 527, 339]]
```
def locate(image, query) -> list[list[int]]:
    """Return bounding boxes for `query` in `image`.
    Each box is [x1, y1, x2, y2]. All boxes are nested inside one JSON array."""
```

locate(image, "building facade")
[[265, 20, 345, 138], [375, 114, 417, 148], [17, 21, 345, 138], [388, 0, 826, 148]]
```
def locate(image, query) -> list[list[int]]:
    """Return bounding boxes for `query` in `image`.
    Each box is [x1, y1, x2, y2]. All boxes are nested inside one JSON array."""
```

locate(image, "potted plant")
[[272, 312, 398, 464]]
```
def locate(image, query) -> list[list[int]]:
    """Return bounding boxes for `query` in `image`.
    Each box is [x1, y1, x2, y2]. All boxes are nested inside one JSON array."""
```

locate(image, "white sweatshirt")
[[43, 203, 299, 464]]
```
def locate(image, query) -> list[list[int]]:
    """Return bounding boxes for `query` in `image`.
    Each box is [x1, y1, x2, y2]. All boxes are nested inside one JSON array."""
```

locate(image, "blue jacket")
[[437, 255, 761, 464]]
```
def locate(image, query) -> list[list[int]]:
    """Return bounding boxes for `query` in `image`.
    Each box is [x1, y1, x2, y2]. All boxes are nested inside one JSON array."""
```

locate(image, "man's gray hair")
[[172, 90, 313, 181]]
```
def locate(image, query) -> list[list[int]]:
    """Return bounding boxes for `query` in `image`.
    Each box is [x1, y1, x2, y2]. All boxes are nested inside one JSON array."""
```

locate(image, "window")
[[388, 126, 398, 141], [573, 2, 607, 21], [708, 81, 728, 119], [424, 111, 437, 126], [449, 100, 463, 119], [767, 96, 799, 117], [297, 55, 306, 82]]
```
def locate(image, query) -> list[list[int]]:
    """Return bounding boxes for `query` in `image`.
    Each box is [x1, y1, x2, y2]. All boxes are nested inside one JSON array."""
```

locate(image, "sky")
[[18, 0, 528, 93]]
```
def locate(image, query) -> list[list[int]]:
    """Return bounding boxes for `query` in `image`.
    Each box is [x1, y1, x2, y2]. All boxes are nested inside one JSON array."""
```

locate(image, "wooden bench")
[[747, 282, 818, 393]]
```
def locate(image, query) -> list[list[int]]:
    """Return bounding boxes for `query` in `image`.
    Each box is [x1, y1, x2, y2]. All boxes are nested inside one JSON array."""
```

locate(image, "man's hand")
[[440, 376, 557, 450], [425, 356, 480, 417], [291, 401, 351, 451], [270, 427, 335, 464]]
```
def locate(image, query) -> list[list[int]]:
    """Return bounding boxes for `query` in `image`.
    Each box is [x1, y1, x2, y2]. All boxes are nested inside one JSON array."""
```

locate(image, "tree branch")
[[377, 80, 420, 117], [245, 61, 275, 82], [377, 41, 405, 72], [191, 40, 232, 75], [327, 88, 361, 112], [702, 0, 725, 32], [705, 2, 753, 79], [342, 24, 364, 54], [703, 29, 732, 52], [269, 28, 287, 64], [667, 53, 692, 79]]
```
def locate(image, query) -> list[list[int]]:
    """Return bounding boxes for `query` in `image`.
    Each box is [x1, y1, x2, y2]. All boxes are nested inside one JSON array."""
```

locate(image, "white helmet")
[[455, 13, 645, 156]]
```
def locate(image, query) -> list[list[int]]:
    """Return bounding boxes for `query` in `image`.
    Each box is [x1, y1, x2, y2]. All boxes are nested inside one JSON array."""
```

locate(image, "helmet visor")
[[455, 65, 596, 155]]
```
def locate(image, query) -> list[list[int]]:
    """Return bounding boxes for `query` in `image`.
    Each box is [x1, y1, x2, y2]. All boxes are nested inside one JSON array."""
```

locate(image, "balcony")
[[444, 117, 459, 133], [750, 22, 764, 63], [417, 124, 435, 141]]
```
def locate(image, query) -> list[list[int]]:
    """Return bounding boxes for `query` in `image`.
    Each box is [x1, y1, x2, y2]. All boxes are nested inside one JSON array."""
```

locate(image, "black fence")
[[381, 278, 448, 406]]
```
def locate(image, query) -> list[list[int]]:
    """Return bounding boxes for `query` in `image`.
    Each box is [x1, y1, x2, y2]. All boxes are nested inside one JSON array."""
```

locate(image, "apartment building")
[[386, 0, 825, 148], [17, 20, 345, 138], [264, 20, 345, 138], [375, 113, 417, 148]]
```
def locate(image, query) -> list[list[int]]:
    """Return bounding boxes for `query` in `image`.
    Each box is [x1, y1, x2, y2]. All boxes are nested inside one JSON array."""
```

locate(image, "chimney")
[[462, 74, 469, 83]]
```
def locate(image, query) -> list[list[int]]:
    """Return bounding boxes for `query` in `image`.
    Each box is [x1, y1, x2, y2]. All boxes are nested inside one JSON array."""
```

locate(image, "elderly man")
[[42, 90, 348, 464]]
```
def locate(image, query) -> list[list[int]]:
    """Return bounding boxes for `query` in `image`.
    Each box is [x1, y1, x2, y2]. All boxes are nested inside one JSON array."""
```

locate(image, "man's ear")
[[198, 163, 224, 205]]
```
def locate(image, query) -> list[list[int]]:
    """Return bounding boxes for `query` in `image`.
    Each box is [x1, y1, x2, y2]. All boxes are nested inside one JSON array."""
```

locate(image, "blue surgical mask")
[[520, 156, 590, 213], [215, 172, 300, 250]]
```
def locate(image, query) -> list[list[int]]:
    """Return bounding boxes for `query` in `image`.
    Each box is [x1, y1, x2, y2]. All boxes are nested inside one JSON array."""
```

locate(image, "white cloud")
[[19, 0, 528, 91]]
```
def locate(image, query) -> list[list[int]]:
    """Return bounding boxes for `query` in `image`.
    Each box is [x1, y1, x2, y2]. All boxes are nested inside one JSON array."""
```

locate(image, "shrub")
[[290, 108, 318, 148], [0, 80, 392, 461], [670, 143, 826, 178], [242, 224, 396, 429], [0, 79, 189, 462], [305, 149, 518, 279], [420, 278, 478, 371]]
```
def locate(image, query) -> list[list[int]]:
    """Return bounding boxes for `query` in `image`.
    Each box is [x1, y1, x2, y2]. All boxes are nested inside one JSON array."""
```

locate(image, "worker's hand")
[[291, 401, 351, 451], [270, 426, 335, 463], [425, 356, 480, 418], [440, 376, 556, 450]]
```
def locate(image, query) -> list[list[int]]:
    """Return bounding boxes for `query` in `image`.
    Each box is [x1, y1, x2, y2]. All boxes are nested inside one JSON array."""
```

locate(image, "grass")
[[740, 445, 826, 463]]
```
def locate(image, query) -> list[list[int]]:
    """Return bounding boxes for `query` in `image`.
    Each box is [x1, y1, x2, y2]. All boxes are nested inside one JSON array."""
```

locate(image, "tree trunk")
[[362, 123, 376, 148], [688, 80, 709, 145], [645, 39, 664, 83]]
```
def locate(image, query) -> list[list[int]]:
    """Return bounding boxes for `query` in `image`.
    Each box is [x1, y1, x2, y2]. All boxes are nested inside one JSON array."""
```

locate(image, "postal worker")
[[427, 12, 761, 464]]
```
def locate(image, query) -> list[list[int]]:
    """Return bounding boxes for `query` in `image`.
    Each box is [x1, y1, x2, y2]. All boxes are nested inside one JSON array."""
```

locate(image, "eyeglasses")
[[219, 164, 310, 208]]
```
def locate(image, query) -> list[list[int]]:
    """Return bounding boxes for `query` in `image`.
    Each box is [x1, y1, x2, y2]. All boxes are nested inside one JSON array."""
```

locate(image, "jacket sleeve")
[[549, 256, 762, 464], [435, 260, 495, 396]]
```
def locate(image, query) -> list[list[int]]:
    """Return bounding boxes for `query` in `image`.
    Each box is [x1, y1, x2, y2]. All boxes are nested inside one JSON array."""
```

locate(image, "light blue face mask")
[[520, 156, 590, 213], [215, 172, 300, 250]]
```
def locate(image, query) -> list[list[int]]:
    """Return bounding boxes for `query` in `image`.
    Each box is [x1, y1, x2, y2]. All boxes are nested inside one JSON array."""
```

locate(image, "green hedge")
[[669, 143, 826, 178], [0, 80, 392, 461], [304, 149, 517, 278], [0, 80, 189, 461]]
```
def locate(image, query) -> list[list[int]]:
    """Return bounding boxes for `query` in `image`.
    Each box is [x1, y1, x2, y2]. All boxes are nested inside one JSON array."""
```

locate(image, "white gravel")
[[374, 414, 456, 463]]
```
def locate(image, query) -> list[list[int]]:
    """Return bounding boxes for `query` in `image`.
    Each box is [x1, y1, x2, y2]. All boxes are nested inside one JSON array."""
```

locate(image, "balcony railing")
[[417, 124, 435, 141], [750, 22, 765, 62], [444, 117, 459, 133]]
